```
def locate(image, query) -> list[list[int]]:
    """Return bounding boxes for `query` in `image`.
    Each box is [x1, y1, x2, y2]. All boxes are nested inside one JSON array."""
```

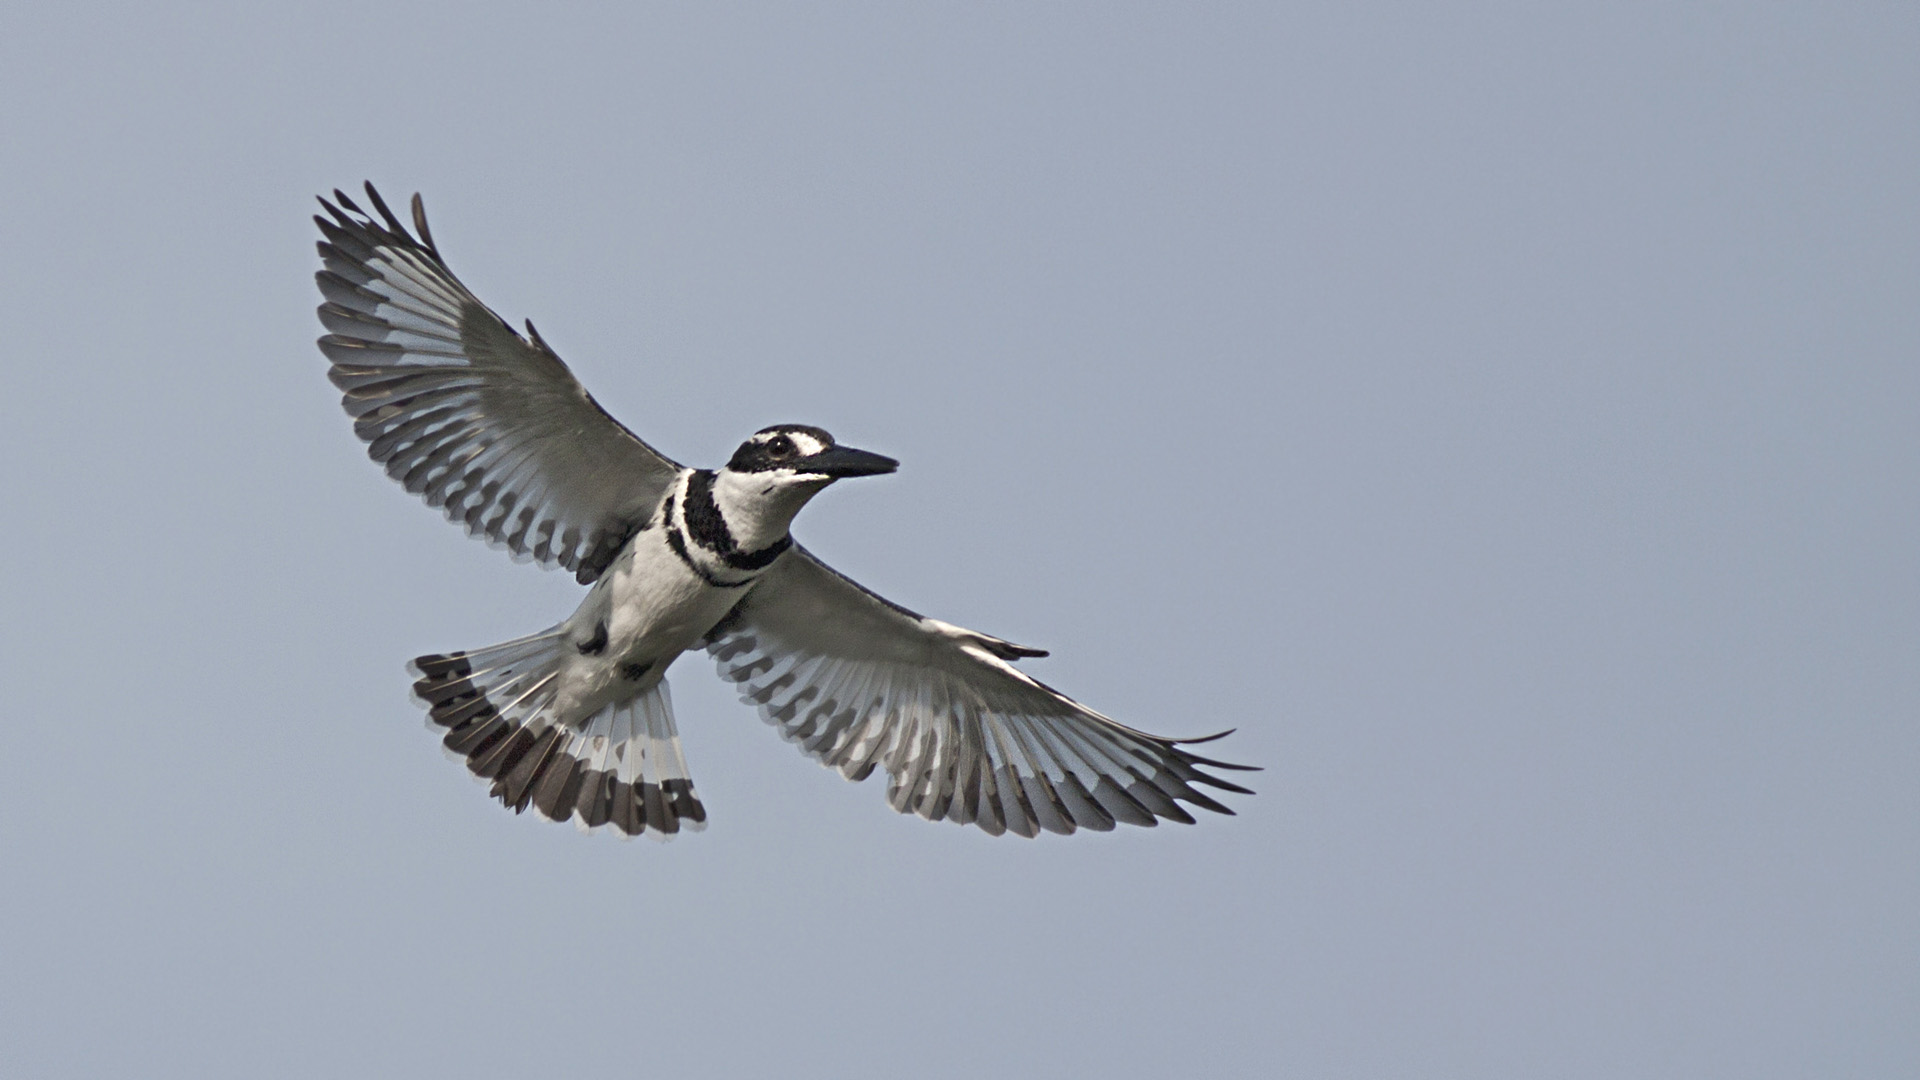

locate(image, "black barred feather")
[[707, 546, 1257, 837], [408, 631, 705, 838], [314, 182, 681, 583]]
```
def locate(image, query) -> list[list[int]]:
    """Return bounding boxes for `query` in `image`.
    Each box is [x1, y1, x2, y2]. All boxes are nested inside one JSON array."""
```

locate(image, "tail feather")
[[409, 630, 706, 838]]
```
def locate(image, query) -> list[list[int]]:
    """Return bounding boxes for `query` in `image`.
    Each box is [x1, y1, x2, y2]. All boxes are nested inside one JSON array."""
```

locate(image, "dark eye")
[[766, 435, 795, 459]]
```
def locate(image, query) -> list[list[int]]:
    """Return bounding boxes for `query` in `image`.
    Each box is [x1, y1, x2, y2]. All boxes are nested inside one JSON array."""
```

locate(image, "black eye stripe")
[[726, 425, 837, 473]]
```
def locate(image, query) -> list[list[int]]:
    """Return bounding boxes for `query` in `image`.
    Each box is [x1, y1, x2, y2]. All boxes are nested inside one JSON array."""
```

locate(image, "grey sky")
[[2, 4, 1914, 1077]]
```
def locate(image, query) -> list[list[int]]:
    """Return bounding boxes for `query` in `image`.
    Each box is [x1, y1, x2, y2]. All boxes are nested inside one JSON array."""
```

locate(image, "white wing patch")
[[707, 549, 1256, 837], [315, 184, 682, 583]]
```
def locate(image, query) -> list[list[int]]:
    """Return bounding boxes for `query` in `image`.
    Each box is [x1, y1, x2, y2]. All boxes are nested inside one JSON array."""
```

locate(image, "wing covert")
[[314, 183, 681, 583], [705, 548, 1256, 837]]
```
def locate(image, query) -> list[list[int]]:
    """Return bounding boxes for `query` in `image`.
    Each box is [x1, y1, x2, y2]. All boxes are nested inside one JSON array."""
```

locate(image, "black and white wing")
[[706, 548, 1257, 837], [314, 183, 682, 583]]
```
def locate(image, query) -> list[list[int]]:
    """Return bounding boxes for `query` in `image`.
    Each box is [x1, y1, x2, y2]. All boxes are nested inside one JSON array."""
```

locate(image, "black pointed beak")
[[799, 444, 899, 478]]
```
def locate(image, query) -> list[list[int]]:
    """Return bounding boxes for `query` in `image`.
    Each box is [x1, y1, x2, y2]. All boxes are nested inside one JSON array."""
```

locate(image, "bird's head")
[[708, 425, 898, 552], [724, 424, 898, 486]]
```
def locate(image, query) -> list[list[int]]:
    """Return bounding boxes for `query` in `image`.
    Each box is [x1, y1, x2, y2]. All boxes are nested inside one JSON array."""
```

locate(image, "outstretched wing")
[[705, 548, 1257, 837], [314, 183, 682, 583]]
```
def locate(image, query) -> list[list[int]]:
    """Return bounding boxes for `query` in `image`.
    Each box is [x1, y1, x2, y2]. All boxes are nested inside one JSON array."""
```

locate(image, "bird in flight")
[[313, 183, 1256, 839]]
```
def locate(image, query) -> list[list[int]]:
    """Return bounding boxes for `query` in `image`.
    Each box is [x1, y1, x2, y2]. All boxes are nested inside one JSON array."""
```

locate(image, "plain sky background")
[[2, 4, 1914, 1077]]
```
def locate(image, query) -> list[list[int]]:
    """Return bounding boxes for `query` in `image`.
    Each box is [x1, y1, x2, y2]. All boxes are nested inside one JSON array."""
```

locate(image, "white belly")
[[547, 526, 750, 724]]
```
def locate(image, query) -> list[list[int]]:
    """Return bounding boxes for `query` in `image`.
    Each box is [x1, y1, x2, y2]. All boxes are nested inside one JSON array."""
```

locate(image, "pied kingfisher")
[[313, 183, 1255, 839]]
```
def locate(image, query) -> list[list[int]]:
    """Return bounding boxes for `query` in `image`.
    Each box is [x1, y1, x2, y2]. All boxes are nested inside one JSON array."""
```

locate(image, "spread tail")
[[407, 628, 706, 837]]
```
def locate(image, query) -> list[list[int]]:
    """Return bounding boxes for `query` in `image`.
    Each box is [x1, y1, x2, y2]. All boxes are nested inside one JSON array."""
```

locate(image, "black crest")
[[726, 424, 835, 473]]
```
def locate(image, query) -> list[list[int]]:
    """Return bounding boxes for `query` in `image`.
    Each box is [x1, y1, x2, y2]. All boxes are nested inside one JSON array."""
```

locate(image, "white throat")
[[708, 468, 829, 553]]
